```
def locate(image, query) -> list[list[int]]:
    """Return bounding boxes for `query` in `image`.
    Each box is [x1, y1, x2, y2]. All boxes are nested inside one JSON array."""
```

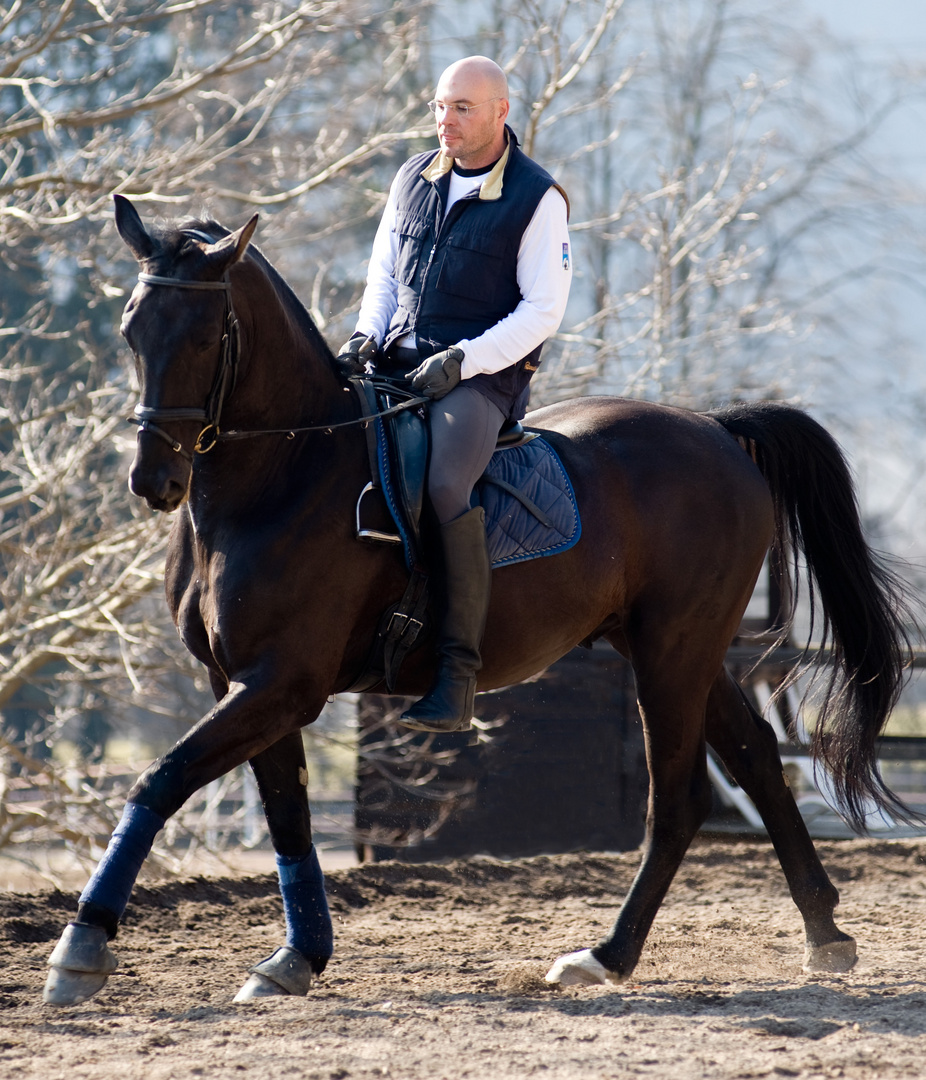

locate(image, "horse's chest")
[[166, 523, 223, 666]]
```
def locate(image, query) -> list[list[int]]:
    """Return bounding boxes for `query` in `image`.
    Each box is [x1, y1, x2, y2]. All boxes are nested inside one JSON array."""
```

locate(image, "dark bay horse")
[[43, 193, 914, 1005]]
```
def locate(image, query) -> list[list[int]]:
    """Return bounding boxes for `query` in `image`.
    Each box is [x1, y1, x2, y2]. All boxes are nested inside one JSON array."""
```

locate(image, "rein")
[[128, 251, 426, 460]]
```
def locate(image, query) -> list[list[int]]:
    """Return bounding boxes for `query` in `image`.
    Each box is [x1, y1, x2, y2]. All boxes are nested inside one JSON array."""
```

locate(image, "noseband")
[[129, 234, 240, 462]]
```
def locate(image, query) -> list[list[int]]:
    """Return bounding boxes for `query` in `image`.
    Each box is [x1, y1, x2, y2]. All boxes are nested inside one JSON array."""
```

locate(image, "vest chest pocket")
[[435, 231, 514, 304], [392, 216, 431, 286]]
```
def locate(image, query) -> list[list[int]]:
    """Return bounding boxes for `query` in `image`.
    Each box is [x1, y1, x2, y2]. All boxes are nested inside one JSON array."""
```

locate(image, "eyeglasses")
[[427, 98, 498, 119]]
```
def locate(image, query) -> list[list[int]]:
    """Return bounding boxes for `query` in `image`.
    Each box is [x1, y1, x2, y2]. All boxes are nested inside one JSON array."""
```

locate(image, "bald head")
[[437, 56, 509, 101], [432, 56, 510, 170]]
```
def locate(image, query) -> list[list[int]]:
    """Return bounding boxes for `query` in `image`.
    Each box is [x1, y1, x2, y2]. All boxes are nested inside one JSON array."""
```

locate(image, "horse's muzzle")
[[129, 449, 191, 512]]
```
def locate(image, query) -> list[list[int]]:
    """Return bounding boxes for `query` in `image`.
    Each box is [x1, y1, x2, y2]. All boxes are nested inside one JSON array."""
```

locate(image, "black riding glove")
[[336, 332, 378, 378], [409, 347, 464, 399]]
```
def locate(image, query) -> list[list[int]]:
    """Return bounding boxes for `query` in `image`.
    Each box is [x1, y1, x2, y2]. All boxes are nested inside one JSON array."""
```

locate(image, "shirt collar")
[[420, 127, 514, 201]]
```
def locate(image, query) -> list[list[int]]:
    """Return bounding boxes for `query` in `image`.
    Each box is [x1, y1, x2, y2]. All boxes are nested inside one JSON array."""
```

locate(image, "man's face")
[[433, 69, 506, 169]]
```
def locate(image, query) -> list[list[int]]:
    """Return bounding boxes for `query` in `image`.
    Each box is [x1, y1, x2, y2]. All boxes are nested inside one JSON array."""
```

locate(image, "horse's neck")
[[187, 265, 359, 523], [228, 265, 346, 431]]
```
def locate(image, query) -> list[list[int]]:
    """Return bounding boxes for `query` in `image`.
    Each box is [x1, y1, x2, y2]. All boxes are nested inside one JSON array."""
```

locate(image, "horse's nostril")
[[129, 459, 190, 511]]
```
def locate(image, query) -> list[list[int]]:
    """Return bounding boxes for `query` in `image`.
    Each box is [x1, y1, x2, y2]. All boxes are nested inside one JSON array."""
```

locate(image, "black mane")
[[173, 216, 334, 362]]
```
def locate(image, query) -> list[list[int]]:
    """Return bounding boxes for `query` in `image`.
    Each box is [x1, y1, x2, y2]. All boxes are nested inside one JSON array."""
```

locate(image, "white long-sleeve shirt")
[[356, 157, 572, 382]]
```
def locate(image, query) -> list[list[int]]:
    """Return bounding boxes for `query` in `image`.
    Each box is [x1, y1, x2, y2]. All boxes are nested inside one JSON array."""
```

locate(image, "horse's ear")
[[203, 214, 259, 274], [114, 194, 156, 261]]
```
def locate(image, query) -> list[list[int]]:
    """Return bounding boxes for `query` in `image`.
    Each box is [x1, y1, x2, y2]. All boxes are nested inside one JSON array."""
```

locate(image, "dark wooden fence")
[[355, 644, 648, 862], [356, 638, 926, 860]]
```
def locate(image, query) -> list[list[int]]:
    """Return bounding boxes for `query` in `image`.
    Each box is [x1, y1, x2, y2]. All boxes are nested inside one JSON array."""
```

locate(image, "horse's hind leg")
[[547, 648, 716, 987], [704, 668, 856, 973], [234, 730, 333, 1002]]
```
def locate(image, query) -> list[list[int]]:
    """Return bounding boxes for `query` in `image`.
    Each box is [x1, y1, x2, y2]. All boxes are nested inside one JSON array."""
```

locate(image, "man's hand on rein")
[[336, 333, 378, 377], [409, 347, 464, 399]]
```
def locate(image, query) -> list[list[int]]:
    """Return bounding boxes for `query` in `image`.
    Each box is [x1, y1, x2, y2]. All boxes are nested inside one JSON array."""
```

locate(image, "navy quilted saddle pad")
[[475, 438, 581, 568]]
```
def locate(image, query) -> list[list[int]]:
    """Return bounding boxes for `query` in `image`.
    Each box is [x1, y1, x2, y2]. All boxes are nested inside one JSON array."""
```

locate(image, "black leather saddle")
[[352, 375, 536, 558]]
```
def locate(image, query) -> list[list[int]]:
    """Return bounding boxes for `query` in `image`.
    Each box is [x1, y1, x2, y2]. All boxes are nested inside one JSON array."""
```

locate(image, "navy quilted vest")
[[383, 129, 559, 420]]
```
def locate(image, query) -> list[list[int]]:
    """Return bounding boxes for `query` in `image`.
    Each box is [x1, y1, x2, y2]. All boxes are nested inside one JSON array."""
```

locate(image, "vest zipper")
[[413, 192, 479, 341]]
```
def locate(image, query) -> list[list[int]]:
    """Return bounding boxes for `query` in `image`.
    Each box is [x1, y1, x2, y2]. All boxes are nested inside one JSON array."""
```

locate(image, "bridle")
[[128, 233, 241, 463], [128, 231, 427, 462]]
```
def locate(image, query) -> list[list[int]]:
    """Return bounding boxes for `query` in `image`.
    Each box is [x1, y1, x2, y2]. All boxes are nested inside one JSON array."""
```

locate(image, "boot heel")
[[399, 674, 475, 732]]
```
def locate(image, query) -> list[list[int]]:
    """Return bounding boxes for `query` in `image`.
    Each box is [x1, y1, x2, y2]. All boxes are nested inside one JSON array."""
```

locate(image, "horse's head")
[[114, 194, 258, 512]]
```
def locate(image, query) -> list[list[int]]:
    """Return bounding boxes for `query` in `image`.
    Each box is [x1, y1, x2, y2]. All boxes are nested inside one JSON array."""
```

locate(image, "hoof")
[[43, 923, 118, 1006], [803, 936, 857, 974], [234, 972, 290, 1002], [234, 946, 314, 1003], [43, 967, 112, 1007], [545, 949, 621, 987]]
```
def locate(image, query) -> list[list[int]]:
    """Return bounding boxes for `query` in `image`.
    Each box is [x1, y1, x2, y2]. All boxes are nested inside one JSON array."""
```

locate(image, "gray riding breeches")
[[427, 385, 505, 525]]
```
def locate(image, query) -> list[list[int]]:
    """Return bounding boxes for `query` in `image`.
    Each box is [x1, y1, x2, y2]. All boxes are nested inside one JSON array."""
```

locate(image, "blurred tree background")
[[2, 0, 924, 873]]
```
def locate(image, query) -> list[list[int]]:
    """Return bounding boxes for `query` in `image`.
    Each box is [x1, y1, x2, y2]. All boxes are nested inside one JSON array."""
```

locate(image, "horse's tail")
[[709, 400, 918, 832]]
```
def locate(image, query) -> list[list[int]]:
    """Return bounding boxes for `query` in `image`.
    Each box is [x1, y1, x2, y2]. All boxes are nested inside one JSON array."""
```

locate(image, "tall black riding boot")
[[400, 507, 491, 733]]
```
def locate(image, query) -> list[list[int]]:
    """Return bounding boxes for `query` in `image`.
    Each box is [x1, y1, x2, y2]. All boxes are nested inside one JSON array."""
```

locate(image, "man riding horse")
[[337, 56, 572, 734]]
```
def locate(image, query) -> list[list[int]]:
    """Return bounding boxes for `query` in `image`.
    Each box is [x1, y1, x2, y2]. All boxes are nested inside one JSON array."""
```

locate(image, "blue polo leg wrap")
[[276, 846, 333, 965], [79, 802, 165, 919]]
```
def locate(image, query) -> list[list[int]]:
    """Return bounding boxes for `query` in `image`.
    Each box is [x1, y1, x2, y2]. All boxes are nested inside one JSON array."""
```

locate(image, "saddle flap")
[[386, 405, 428, 543]]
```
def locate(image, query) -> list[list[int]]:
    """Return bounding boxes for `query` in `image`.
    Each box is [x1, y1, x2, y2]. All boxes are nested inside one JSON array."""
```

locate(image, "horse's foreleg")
[[234, 730, 333, 1002], [704, 669, 856, 973], [547, 662, 715, 987], [43, 800, 164, 1005], [44, 681, 328, 1006]]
